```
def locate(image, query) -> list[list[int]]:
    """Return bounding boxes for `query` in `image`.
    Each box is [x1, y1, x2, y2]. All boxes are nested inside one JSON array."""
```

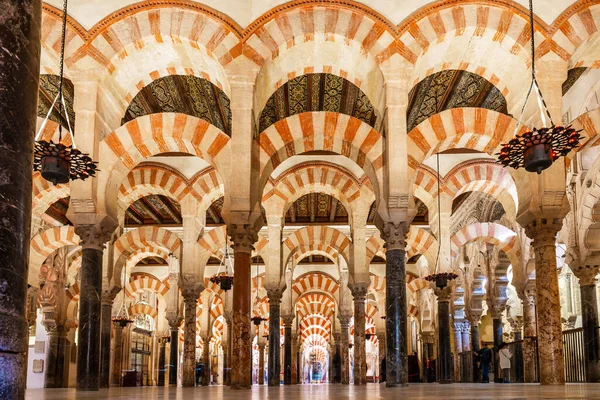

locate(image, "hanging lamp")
[[210, 246, 234, 291], [497, 0, 582, 174], [424, 153, 458, 289], [112, 263, 133, 328], [33, 0, 98, 185]]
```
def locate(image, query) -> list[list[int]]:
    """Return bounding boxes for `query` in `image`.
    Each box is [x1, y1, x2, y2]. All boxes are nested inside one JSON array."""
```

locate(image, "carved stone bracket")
[[524, 219, 562, 248], [266, 288, 283, 304], [166, 311, 184, 329], [75, 224, 114, 251], [227, 224, 258, 254], [281, 315, 295, 327], [571, 264, 600, 287], [433, 285, 453, 302], [380, 221, 410, 251], [101, 285, 121, 306], [349, 283, 369, 301]]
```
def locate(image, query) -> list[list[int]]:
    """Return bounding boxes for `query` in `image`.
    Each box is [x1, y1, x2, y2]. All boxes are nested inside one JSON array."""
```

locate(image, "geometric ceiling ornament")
[[407, 69, 509, 132], [38, 74, 75, 130], [258, 73, 377, 135], [284, 192, 349, 225], [123, 75, 232, 137]]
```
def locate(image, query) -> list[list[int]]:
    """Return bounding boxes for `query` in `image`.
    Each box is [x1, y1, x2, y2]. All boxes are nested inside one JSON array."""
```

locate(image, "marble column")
[[339, 315, 351, 385], [435, 286, 453, 384], [521, 286, 537, 383], [469, 316, 481, 383], [283, 316, 294, 385], [574, 266, 600, 382], [0, 0, 41, 397], [511, 317, 525, 383], [351, 285, 368, 385], [421, 332, 434, 382], [258, 343, 265, 385], [100, 289, 118, 388], [158, 337, 168, 386], [75, 225, 113, 391], [200, 336, 210, 386], [111, 324, 125, 386], [377, 332, 386, 382], [182, 290, 199, 387], [461, 322, 471, 352], [381, 222, 409, 387], [228, 225, 257, 389], [291, 335, 299, 384], [267, 289, 282, 387], [223, 312, 232, 386], [453, 322, 463, 382], [44, 326, 69, 388], [525, 220, 564, 385], [491, 307, 504, 383], [167, 320, 182, 386]]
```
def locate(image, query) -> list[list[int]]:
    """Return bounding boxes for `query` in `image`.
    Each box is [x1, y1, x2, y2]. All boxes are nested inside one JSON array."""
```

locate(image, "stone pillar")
[[258, 343, 265, 385], [228, 225, 257, 389], [380, 221, 409, 387], [111, 324, 125, 386], [44, 325, 69, 388], [421, 332, 434, 382], [468, 315, 481, 383], [223, 311, 232, 386], [377, 331, 386, 382], [339, 315, 351, 385], [182, 289, 200, 387], [100, 288, 119, 388], [461, 321, 471, 352], [573, 265, 600, 382], [525, 220, 565, 385], [283, 315, 294, 384], [75, 224, 114, 391], [0, 1, 41, 397], [435, 286, 453, 384], [351, 284, 368, 385], [453, 321, 463, 382], [521, 285, 537, 383], [267, 289, 282, 387], [491, 306, 504, 383], [510, 317, 525, 383], [158, 337, 168, 386], [291, 334, 299, 384], [200, 335, 211, 386], [167, 318, 182, 386]]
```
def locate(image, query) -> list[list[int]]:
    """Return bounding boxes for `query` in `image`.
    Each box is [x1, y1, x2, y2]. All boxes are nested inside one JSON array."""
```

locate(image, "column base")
[[438, 379, 453, 384]]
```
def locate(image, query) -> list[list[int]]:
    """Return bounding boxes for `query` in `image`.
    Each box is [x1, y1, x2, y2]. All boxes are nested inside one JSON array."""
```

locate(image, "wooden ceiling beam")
[[137, 199, 163, 224]]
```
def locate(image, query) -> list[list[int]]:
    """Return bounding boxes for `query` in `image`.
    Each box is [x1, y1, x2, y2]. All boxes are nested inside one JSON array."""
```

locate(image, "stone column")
[[158, 337, 168, 386], [573, 265, 600, 382], [520, 285, 537, 383], [381, 221, 409, 387], [453, 321, 463, 382], [100, 288, 119, 388], [283, 315, 294, 385], [182, 289, 200, 387], [468, 315, 481, 383], [377, 331, 386, 382], [351, 284, 368, 385], [228, 224, 257, 389], [44, 325, 69, 388], [0, 1, 41, 397], [199, 336, 210, 386], [525, 220, 565, 385], [167, 316, 182, 386], [258, 343, 266, 385], [491, 305, 504, 382], [292, 334, 299, 384], [267, 289, 282, 387], [510, 317, 525, 383], [223, 311, 232, 386], [75, 224, 114, 391], [435, 286, 453, 384], [461, 321, 471, 352], [111, 323, 125, 386], [421, 332, 434, 382], [339, 315, 351, 384]]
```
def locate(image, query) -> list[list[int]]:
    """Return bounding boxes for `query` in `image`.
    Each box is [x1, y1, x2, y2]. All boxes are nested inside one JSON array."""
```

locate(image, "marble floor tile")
[[24, 383, 600, 399]]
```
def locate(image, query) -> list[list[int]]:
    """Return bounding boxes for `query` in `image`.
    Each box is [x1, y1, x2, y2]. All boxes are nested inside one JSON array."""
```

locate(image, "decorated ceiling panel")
[[407, 70, 508, 132], [45, 196, 71, 226], [38, 75, 75, 130], [285, 192, 348, 225], [123, 75, 232, 136], [125, 194, 225, 227], [258, 73, 377, 135], [562, 67, 588, 96]]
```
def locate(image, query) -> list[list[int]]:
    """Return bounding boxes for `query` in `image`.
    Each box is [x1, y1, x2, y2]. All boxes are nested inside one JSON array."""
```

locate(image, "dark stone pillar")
[[339, 315, 350, 384], [223, 313, 232, 386], [168, 326, 180, 386], [580, 279, 600, 382], [267, 289, 282, 387], [229, 225, 257, 390], [0, 0, 41, 398], [111, 324, 124, 386], [470, 319, 480, 383], [158, 337, 167, 386], [333, 333, 341, 383], [75, 233, 108, 391], [351, 285, 368, 385], [513, 325, 524, 383], [283, 316, 294, 384], [181, 289, 200, 388], [435, 286, 452, 384], [100, 290, 117, 388], [258, 343, 265, 385], [199, 335, 210, 386], [491, 307, 504, 383], [45, 329, 69, 388], [381, 222, 409, 387]]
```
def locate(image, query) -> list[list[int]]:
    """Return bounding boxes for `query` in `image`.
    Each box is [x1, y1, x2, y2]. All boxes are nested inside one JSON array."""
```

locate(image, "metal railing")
[[563, 328, 585, 383]]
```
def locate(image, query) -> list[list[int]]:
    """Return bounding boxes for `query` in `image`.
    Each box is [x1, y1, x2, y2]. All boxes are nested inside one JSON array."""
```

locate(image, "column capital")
[[101, 285, 121, 306], [571, 264, 600, 287], [227, 224, 258, 254], [282, 315, 295, 327], [166, 311, 184, 329], [518, 281, 536, 304], [421, 331, 435, 344], [509, 316, 524, 332], [349, 283, 369, 301], [490, 303, 506, 319], [266, 288, 283, 304], [75, 223, 114, 250], [380, 221, 409, 251], [524, 219, 562, 247], [466, 309, 483, 325], [338, 313, 352, 328], [434, 285, 453, 301]]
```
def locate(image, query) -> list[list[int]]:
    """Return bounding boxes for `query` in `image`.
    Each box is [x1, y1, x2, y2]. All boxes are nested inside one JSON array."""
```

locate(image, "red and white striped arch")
[[40, 6, 85, 75], [257, 112, 383, 194], [407, 108, 524, 172], [451, 222, 521, 268], [129, 303, 158, 320], [32, 172, 70, 219], [198, 226, 227, 262], [296, 292, 336, 320], [572, 108, 600, 155], [29, 226, 80, 285], [125, 274, 170, 299], [203, 278, 225, 298], [292, 272, 339, 298], [291, 245, 340, 265], [99, 113, 230, 221], [118, 164, 190, 209], [189, 167, 225, 210], [210, 295, 224, 319], [283, 225, 350, 266]]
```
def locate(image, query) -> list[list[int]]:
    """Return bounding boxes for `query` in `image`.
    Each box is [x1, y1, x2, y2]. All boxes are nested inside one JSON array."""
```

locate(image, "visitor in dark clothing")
[[380, 357, 386, 382], [477, 342, 493, 383]]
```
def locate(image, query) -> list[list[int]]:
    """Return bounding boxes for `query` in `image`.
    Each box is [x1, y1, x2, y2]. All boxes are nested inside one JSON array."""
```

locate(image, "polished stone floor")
[[24, 383, 600, 399]]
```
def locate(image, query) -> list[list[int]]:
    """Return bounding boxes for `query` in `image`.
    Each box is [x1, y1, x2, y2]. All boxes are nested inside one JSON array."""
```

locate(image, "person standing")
[[477, 342, 493, 383], [498, 343, 512, 383]]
